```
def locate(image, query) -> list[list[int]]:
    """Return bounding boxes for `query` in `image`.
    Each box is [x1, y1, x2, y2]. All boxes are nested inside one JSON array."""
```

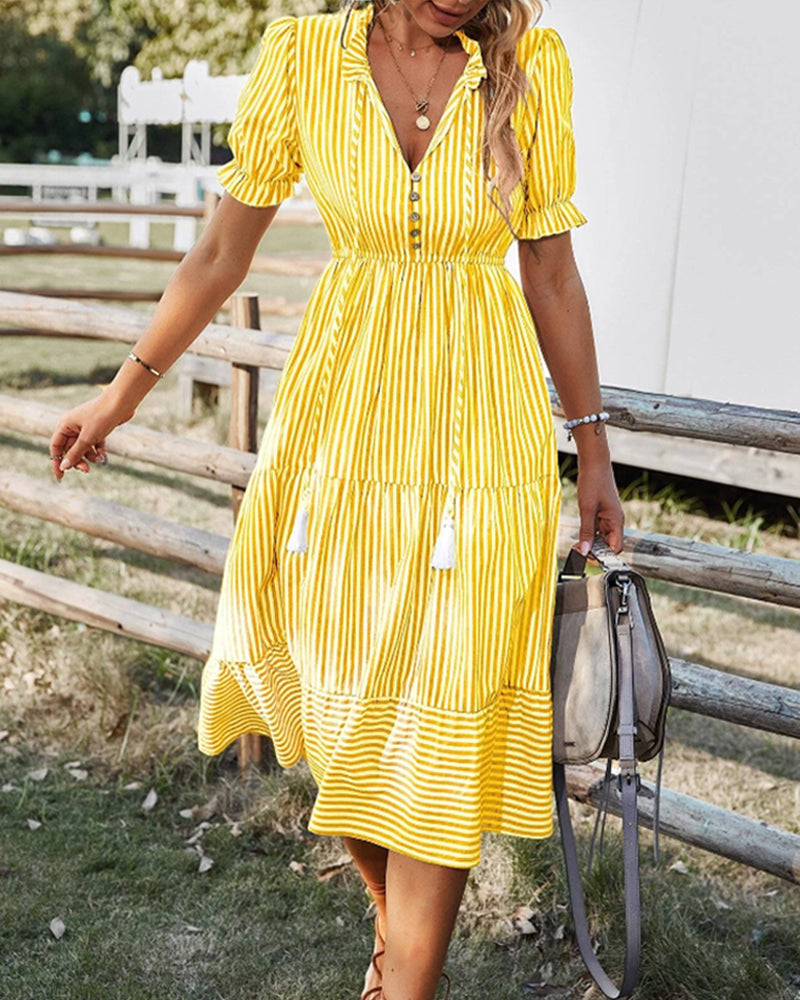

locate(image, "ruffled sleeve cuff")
[[217, 159, 298, 209], [516, 198, 588, 241]]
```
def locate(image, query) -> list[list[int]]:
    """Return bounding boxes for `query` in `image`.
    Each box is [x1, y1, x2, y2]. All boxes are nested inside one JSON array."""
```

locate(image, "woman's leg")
[[381, 850, 470, 1000], [343, 835, 389, 936], [343, 835, 389, 995]]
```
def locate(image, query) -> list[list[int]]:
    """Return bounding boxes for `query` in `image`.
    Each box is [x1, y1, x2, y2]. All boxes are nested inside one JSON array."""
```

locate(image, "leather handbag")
[[550, 539, 671, 999]]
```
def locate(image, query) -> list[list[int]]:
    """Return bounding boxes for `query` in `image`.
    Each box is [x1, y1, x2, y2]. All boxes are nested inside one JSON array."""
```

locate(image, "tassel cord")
[[431, 265, 468, 571]]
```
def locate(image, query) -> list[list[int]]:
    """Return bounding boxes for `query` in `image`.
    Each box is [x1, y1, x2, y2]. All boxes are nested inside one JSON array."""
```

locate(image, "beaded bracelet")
[[563, 410, 610, 442], [127, 350, 165, 379]]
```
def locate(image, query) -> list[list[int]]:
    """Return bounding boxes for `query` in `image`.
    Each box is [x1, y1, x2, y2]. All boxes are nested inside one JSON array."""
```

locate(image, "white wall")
[[508, 0, 800, 412]]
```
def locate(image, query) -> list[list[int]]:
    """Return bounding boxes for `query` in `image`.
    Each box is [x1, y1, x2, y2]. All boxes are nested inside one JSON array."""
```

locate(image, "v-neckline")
[[342, 6, 488, 177], [365, 23, 467, 175]]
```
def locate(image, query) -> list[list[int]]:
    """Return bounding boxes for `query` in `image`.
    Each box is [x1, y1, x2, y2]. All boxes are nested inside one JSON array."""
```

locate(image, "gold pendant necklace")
[[376, 15, 451, 131]]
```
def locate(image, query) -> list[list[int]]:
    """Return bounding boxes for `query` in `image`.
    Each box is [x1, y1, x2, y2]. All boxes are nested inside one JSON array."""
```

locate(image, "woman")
[[50, 1, 624, 997]]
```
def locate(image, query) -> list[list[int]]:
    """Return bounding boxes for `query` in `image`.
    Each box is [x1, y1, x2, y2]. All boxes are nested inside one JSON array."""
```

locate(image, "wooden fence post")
[[229, 292, 278, 778], [229, 294, 260, 520]]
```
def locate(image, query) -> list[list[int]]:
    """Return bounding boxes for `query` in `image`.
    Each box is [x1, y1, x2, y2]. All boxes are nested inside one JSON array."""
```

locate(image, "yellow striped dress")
[[196, 5, 587, 868]]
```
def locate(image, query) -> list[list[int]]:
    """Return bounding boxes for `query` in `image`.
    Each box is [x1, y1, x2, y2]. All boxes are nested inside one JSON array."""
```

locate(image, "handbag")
[[550, 539, 671, 999]]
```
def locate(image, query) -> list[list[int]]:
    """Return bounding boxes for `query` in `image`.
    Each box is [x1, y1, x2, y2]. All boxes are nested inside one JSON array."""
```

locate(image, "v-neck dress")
[[196, 6, 587, 868]]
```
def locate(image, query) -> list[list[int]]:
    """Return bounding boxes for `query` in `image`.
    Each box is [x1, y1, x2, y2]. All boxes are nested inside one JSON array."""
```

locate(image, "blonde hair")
[[339, 0, 542, 228]]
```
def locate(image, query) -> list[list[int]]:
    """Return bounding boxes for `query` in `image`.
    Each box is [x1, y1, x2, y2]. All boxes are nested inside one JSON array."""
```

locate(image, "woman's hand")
[[46, 195, 280, 482], [575, 457, 625, 556], [49, 390, 136, 481]]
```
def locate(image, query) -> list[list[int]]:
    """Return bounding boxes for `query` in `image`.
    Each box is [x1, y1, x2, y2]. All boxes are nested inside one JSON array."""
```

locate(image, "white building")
[[527, 0, 800, 413]]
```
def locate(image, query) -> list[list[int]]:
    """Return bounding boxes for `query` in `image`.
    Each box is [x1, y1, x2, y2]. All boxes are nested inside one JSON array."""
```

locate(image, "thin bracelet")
[[564, 410, 610, 442], [127, 350, 165, 379]]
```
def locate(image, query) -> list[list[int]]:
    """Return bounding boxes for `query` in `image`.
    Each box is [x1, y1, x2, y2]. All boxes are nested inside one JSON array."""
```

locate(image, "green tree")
[[0, 17, 114, 162], [0, 0, 342, 161], [5, 0, 340, 83]]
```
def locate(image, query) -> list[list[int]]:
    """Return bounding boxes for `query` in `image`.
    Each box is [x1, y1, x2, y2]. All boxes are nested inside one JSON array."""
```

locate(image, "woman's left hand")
[[575, 459, 625, 555]]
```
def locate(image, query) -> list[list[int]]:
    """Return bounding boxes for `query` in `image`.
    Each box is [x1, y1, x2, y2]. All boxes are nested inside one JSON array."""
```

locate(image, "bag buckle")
[[616, 574, 631, 618], [617, 760, 639, 788]]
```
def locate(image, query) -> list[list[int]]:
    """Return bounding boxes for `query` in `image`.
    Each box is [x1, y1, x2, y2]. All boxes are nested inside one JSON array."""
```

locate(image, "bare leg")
[[381, 850, 470, 1000], [343, 836, 389, 994]]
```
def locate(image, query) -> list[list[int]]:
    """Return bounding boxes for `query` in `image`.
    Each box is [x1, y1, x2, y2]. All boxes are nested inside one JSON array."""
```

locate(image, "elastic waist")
[[331, 248, 507, 267]]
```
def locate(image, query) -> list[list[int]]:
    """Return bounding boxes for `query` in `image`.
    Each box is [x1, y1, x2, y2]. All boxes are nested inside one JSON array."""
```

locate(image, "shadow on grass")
[[0, 364, 121, 390], [0, 432, 233, 509], [94, 545, 224, 593], [648, 578, 800, 635], [664, 708, 800, 786], [511, 827, 799, 1000]]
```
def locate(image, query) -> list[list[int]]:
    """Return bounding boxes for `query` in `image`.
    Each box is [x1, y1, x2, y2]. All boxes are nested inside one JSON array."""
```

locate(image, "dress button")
[[409, 191, 420, 202], [409, 212, 420, 221], [410, 171, 422, 182], [411, 243, 422, 250], [410, 228, 421, 237]]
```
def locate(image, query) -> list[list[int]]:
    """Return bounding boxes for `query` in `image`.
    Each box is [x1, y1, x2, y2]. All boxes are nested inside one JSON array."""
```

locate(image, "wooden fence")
[[0, 192, 325, 310], [0, 290, 799, 884]]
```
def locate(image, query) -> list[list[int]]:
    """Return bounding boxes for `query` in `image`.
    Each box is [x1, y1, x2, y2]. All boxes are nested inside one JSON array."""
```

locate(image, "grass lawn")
[[2, 746, 799, 1000], [1, 229, 799, 999]]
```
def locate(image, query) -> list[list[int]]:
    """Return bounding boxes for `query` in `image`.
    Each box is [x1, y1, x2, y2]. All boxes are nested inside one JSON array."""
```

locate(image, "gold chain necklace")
[[381, 28, 439, 58], [375, 15, 451, 131]]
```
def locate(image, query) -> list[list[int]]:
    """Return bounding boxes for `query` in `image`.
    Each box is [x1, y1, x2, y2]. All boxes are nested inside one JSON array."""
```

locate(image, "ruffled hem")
[[516, 197, 588, 241], [197, 658, 554, 868], [197, 457, 562, 868], [197, 646, 303, 764], [217, 157, 298, 208]]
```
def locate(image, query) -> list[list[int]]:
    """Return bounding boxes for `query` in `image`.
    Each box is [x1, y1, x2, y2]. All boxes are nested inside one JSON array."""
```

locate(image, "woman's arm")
[[51, 194, 279, 478], [518, 231, 624, 554]]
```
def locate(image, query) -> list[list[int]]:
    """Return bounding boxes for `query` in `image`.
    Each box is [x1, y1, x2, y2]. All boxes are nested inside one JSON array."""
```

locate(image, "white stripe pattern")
[[198, 6, 587, 868]]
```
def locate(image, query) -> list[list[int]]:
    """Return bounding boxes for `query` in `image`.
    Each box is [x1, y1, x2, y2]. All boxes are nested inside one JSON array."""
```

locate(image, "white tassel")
[[286, 505, 309, 554], [431, 515, 456, 570]]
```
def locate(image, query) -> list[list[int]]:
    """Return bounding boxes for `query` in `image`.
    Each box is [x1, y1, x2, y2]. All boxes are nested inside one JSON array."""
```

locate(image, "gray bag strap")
[[552, 560, 642, 999], [561, 538, 629, 577]]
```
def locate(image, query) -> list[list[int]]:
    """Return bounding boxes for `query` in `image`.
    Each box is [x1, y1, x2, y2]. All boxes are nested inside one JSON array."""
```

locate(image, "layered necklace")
[[381, 27, 439, 58], [374, 12, 457, 131]]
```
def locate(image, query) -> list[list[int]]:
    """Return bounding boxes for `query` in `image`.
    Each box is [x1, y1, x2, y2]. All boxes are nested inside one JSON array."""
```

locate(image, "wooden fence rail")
[[550, 386, 800, 455], [567, 763, 800, 885], [0, 292, 307, 316], [0, 245, 330, 276], [0, 470, 228, 576], [0, 289, 798, 882], [557, 516, 800, 609], [0, 395, 256, 488], [0, 199, 205, 219], [7, 433, 798, 610], [0, 291, 293, 369], [0, 557, 213, 659], [668, 659, 800, 739], [0, 198, 323, 227]]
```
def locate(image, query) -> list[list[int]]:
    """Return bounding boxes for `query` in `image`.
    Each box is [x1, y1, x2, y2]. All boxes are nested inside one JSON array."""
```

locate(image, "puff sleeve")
[[217, 16, 303, 207], [514, 27, 587, 240]]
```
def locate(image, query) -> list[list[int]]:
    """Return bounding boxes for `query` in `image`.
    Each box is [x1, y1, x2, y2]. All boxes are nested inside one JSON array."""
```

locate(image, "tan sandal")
[[374, 910, 386, 952], [359, 948, 385, 996], [362, 969, 450, 1000], [360, 913, 386, 1000]]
